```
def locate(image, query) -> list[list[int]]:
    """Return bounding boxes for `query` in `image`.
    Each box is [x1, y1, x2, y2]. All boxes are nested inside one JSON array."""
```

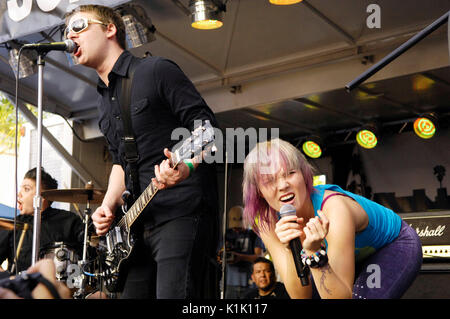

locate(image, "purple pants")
[[312, 220, 423, 299]]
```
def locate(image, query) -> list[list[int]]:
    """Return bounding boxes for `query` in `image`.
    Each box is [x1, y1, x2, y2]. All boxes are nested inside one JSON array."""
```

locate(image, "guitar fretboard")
[[120, 153, 181, 229]]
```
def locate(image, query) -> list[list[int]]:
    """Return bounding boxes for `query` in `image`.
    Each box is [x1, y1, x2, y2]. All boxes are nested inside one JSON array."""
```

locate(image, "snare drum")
[[39, 242, 79, 282]]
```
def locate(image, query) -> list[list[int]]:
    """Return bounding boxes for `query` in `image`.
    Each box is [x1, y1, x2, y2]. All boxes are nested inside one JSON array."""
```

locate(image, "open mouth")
[[280, 193, 295, 203], [73, 44, 81, 57]]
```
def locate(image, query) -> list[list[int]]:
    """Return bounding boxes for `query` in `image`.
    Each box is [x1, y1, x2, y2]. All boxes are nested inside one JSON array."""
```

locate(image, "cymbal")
[[41, 188, 105, 204], [0, 217, 31, 231]]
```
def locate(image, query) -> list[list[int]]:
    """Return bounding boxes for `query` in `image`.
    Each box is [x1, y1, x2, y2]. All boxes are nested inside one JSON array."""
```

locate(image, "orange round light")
[[414, 117, 436, 139], [302, 140, 322, 158], [356, 130, 378, 149]]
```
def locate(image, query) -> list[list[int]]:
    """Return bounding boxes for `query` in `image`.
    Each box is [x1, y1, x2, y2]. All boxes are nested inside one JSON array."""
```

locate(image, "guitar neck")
[[121, 154, 182, 229]]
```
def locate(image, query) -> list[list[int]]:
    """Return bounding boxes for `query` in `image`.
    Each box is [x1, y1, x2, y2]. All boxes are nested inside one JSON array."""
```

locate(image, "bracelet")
[[301, 245, 328, 269], [183, 160, 195, 177]]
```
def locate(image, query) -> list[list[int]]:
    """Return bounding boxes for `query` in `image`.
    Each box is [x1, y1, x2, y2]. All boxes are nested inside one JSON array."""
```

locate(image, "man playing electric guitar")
[[65, 4, 219, 299]]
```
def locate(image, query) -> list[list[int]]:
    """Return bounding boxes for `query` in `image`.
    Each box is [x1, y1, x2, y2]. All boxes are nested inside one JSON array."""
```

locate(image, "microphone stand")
[[31, 53, 46, 266], [220, 151, 228, 299]]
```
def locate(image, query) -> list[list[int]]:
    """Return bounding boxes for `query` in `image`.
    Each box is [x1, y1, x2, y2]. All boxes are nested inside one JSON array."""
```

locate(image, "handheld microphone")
[[21, 39, 78, 53], [278, 204, 310, 286]]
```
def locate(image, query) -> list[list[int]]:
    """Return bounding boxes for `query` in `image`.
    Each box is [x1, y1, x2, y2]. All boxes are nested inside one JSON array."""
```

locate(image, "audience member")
[[244, 257, 289, 299]]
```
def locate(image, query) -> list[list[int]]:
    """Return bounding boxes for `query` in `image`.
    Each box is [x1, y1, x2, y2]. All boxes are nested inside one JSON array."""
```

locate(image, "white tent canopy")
[[0, 0, 449, 185]]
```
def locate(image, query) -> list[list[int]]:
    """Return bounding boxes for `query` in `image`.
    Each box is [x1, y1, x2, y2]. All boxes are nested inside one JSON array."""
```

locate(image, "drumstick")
[[11, 223, 30, 273], [72, 202, 84, 220]]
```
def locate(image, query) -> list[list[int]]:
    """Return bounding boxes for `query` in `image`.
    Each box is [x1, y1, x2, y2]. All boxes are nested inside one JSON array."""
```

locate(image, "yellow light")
[[356, 129, 378, 149], [413, 75, 435, 91], [191, 19, 223, 30], [414, 117, 436, 139], [302, 140, 322, 158], [190, 0, 224, 30], [313, 175, 326, 186], [270, 0, 303, 4]]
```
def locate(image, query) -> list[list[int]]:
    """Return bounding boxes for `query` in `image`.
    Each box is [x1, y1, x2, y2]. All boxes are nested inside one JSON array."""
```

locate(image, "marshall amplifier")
[[400, 211, 450, 298], [399, 211, 450, 259]]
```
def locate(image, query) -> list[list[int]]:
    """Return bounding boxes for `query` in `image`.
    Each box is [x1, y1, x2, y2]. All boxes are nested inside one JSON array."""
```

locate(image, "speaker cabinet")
[[402, 263, 450, 299]]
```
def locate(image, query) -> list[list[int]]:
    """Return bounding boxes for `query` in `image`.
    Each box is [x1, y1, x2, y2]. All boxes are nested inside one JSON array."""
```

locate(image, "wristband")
[[183, 160, 195, 177], [301, 245, 328, 269]]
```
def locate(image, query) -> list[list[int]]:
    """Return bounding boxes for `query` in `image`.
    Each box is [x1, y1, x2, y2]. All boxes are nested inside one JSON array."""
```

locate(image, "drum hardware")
[[40, 186, 105, 206], [39, 242, 79, 282], [74, 182, 97, 299], [40, 182, 107, 298]]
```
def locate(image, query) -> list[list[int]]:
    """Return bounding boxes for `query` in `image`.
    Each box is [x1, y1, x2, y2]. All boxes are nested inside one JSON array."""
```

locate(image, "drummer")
[[0, 167, 84, 273]]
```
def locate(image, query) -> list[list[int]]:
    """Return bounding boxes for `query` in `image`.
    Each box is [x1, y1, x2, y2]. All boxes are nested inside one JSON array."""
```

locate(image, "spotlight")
[[302, 136, 323, 159], [270, 0, 303, 4], [356, 124, 378, 149], [7, 41, 37, 79], [189, 0, 225, 30], [414, 113, 438, 139], [118, 4, 156, 49]]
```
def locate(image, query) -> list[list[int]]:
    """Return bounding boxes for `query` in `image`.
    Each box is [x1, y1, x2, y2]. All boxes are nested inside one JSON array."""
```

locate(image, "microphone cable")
[[12, 46, 24, 275]]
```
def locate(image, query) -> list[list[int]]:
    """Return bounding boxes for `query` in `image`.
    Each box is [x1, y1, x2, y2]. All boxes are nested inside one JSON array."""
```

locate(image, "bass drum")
[[39, 242, 79, 282]]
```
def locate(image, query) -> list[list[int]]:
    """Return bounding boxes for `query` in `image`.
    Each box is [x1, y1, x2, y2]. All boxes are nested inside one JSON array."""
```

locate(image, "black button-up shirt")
[[96, 51, 218, 228]]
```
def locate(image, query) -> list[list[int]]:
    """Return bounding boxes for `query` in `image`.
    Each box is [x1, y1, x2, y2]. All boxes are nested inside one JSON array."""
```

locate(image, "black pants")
[[120, 211, 219, 299]]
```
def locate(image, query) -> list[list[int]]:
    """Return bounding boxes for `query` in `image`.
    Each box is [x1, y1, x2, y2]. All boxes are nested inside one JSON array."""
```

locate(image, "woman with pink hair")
[[242, 138, 422, 299]]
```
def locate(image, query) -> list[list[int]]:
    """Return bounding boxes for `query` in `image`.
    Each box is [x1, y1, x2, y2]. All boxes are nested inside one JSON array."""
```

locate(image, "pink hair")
[[242, 138, 315, 234]]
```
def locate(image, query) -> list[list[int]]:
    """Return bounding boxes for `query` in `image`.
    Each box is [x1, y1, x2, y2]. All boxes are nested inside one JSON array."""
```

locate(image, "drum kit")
[[0, 182, 111, 299]]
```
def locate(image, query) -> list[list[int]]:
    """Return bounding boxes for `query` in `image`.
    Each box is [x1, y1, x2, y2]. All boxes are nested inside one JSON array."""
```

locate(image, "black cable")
[[12, 47, 23, 275], [56, 113, 95, 143]]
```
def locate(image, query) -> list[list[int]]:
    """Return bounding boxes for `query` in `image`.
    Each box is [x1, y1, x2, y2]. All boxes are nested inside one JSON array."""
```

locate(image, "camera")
[[0, 271, 41, 299]]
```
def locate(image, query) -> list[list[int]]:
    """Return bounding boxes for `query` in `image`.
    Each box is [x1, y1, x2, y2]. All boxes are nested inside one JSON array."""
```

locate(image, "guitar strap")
[[119, 58, 140, 202]]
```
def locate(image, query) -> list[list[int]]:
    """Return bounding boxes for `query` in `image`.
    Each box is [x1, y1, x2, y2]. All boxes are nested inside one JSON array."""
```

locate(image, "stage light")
[[119, 4, 156, 49], [190, 0, 225, 30], [7, 41, 37, 79], [270, 0, 303, 5], [302, 137, 323, 159], [414, 113, 438, 139], [356, 124, 378, 149]]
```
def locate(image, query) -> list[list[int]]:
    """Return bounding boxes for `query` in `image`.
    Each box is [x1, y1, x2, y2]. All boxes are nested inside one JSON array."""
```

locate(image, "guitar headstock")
[[172, 120, 216, 164]]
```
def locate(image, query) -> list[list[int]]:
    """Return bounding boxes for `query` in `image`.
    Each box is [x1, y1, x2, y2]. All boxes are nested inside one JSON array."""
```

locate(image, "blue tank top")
[[310, 184, 402, 262]]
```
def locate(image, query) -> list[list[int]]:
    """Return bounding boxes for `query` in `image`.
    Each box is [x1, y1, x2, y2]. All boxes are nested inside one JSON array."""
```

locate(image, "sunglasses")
[[64, 17, 108, 38]]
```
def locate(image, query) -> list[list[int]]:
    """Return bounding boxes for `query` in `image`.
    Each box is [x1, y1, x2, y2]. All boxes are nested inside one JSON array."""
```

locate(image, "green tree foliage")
[[0, 95, 25, 155]]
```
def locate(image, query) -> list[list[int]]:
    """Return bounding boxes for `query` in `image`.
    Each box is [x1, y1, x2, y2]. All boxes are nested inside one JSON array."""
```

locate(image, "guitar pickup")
[[114, 226, 123, 244]]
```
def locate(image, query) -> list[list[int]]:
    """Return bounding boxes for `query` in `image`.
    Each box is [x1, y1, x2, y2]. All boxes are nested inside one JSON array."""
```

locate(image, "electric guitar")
[[101, 120, 216, 292]]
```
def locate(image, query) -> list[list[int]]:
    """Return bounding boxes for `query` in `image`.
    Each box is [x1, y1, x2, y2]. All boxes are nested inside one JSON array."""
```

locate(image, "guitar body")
[[102, 220, 136, 292], [99, 121, 216, 293]]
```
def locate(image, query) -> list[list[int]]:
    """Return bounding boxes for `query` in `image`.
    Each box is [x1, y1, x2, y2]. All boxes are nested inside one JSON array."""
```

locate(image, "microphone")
[[21, 39, 78, 53], [278, 204, 310, 286]]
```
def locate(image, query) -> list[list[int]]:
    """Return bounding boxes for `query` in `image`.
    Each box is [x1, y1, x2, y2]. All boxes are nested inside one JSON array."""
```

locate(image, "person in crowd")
[[65, 4, 219, 298], [242, 138, 422, 299], [244, 257, 289, 299], [0, 168, 84, 273], [224, 206, 264, 299]]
